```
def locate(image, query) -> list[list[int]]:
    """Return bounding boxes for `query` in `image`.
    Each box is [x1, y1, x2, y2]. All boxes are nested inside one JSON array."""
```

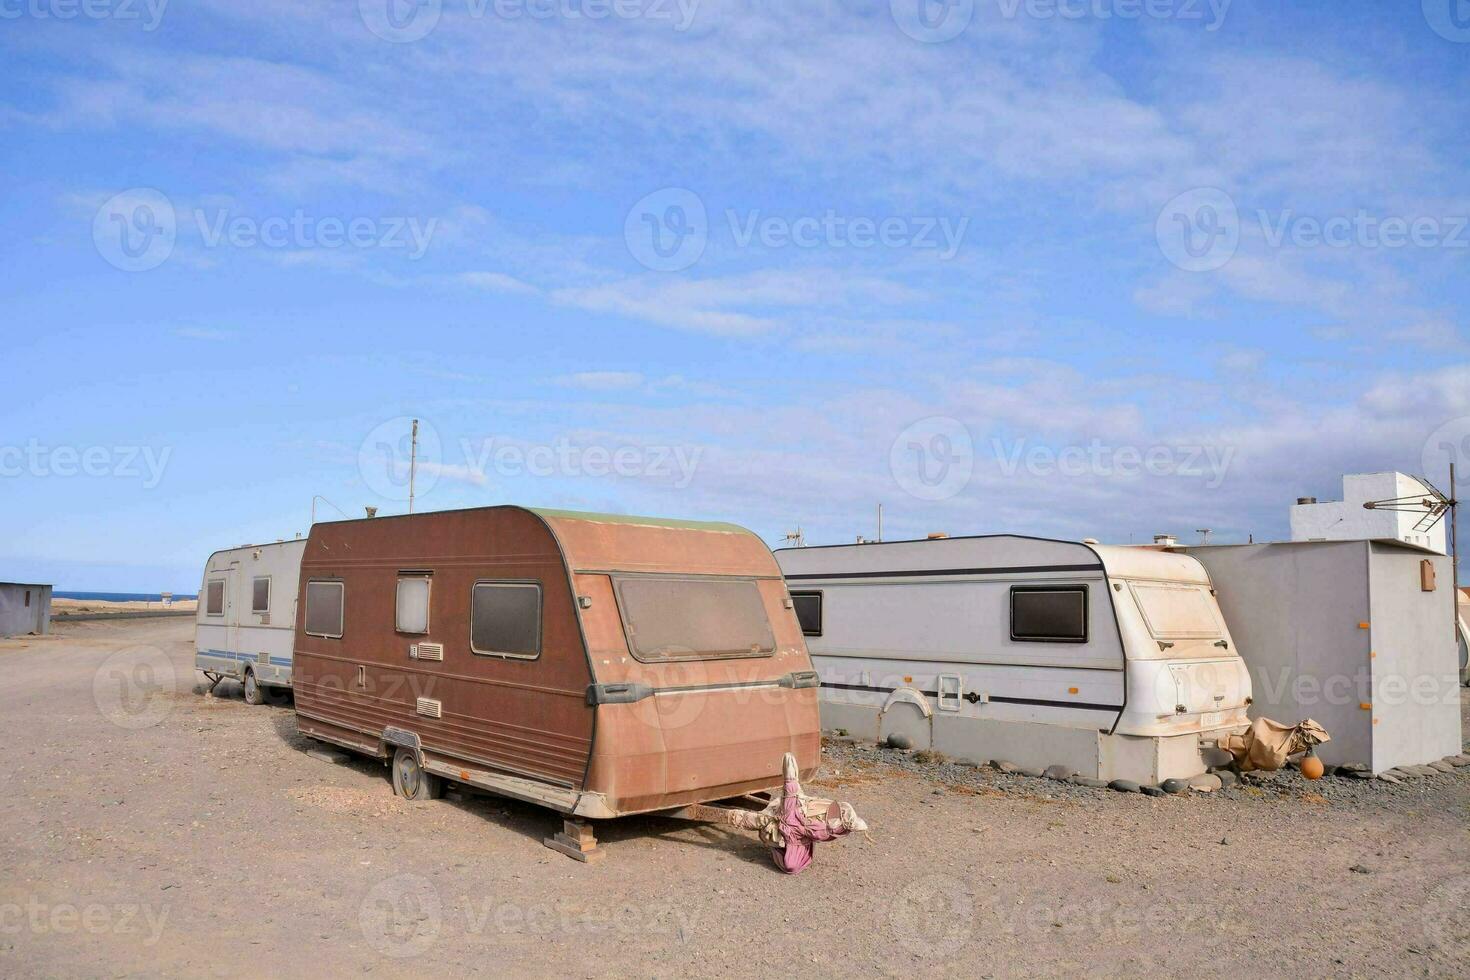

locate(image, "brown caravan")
[[292, 506, 823, 855]]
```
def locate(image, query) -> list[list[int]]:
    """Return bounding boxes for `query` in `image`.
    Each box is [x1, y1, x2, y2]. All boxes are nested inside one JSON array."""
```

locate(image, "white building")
[[1290, 472, 1447, 554]]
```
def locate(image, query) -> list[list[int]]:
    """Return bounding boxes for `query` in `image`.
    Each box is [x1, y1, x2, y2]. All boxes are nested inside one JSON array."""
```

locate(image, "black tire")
[[243, 669, 264, 706], [391, 747, 442, 802]]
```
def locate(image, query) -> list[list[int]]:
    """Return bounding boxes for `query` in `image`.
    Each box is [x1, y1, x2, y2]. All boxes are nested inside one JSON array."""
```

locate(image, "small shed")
[[1177, 540, 1461, 772], [0, 582, 52, 637]]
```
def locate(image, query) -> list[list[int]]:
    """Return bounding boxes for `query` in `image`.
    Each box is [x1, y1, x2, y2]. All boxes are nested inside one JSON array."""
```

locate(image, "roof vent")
[[1296, 496, 1317, 505], [927, 532, 948, 540], [1082, 538, 1100, 545]]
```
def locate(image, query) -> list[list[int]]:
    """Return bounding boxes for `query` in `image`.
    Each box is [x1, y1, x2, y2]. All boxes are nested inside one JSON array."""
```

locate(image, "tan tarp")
[[1220, 718, 1330, 773]]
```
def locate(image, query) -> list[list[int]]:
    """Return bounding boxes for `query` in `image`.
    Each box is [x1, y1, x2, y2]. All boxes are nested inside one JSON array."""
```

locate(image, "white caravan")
[[775, 535, 1253, 784], [195, 539, 307, 704]]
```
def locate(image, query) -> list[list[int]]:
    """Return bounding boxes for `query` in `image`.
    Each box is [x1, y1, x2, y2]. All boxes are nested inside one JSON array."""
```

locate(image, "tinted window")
[[1011, 586, 1087, 643], [396, 577, 431, 634], [615, 576, 775, 662], [252, 577, 270, 614], [206, 580, 225, 617], [791, 591, 822, 637], [470, 583, 540, 658], [305, 581, 344, 638]]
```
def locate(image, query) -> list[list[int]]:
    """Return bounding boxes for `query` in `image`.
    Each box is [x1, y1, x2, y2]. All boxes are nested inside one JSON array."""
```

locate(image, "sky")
[[2, 0, 1469, 593]]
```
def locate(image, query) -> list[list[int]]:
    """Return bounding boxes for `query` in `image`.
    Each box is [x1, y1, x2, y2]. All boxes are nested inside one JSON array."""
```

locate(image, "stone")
[[1376, 772, 1402, 785], [1409, 764, 1441, 778], [1160, 778, 1190, 795], [1017, 767, 1045, 778], [1349, 864, 1373, 875], [1188, 773, 1223, 792], [1072, 776, 1108, 789], [956, 758, 983, 769], [1044, 765, 1074, 781], [1214, 770, 1238, 789], [1427, 760, 1455, 773], [1387, 768, 1420, 780], [1449, 754, 1470, 766], [1108, 779, 1141, 793], [992, 760, 1020, 774], [885, 733, 913, 751], [1140, 785, 1167, 797], [1347, 768, 1376, 779], [306, 748, 349, 765]]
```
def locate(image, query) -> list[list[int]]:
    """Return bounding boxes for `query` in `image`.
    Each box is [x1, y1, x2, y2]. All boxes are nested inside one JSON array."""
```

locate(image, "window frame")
[[611, 572, 777, 664], [205, 579, 226, 618], [251, 576, 271, 615], [395, 575, 432, 635], [1009, 584, 1089, 644], [789, 590, 823, 637], [468, 579, 542, 661], [303, 579, 345, 639]]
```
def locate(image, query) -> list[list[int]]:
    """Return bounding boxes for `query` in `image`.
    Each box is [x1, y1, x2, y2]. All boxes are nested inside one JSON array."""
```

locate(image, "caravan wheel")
[[243, 669, 264, 706], [391, 748, 442, 803]]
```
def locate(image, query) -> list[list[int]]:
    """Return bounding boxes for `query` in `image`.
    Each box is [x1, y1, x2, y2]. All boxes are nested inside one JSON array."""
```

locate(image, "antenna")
[[1196, 528, 1213, 545], [877, 503, 883, 543], [1364, 469, 1460, 636], [408, 418, 419, 515], [783, 525, 806, 549]]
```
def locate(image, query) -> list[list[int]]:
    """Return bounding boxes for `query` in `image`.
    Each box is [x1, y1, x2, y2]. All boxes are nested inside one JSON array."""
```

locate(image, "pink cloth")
[[771, 778, 852, 875]]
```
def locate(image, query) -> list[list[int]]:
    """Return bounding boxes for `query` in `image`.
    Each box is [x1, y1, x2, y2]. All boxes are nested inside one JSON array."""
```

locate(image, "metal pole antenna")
[[408, 419, 419, 515]]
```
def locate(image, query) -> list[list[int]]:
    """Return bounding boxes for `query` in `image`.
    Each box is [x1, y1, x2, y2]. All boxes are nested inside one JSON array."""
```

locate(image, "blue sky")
[[2, 0, 1469, 592]]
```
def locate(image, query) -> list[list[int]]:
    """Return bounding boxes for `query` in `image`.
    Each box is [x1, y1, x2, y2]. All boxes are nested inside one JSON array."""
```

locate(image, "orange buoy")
[[1300, 754, 1325, 780]]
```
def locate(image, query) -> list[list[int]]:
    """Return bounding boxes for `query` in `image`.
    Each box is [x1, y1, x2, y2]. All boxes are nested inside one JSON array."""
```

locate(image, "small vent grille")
[[416, 697, 442, 719], [257, 652, 270, 666], [414, 642, 444, 662]]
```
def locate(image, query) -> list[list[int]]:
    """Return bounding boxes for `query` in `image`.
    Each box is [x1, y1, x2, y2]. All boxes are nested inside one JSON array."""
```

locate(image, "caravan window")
[[470, 582, 541, 659], [396, 577, 431, 634], [1010, 585, 1088, 643], [252, 577, 270, 614], [790, 591, 823, 637], [614, 576, 775, 663], [206, 580, 225, 617], [1129, 582, 1222, 639], [304, 581, 344, 638]]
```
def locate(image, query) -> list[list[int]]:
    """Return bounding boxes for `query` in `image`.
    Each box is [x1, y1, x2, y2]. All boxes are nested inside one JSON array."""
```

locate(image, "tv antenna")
[[783, 526, 806, 548], [1364, 466, 1459, 632]]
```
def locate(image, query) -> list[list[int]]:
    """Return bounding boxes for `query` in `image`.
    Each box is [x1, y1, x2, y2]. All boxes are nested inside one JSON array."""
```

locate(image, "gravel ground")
[[2, 618, 1468, 978]]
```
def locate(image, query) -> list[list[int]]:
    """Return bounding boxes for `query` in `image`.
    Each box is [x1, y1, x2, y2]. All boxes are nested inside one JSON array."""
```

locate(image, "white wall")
[[1290, 472, 1447, 554]]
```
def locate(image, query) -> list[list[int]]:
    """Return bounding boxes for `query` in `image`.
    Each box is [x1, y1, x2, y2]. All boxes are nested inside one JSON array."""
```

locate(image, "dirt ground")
[[2, 618, 1467, 979], [50, 597, 198, 616]]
